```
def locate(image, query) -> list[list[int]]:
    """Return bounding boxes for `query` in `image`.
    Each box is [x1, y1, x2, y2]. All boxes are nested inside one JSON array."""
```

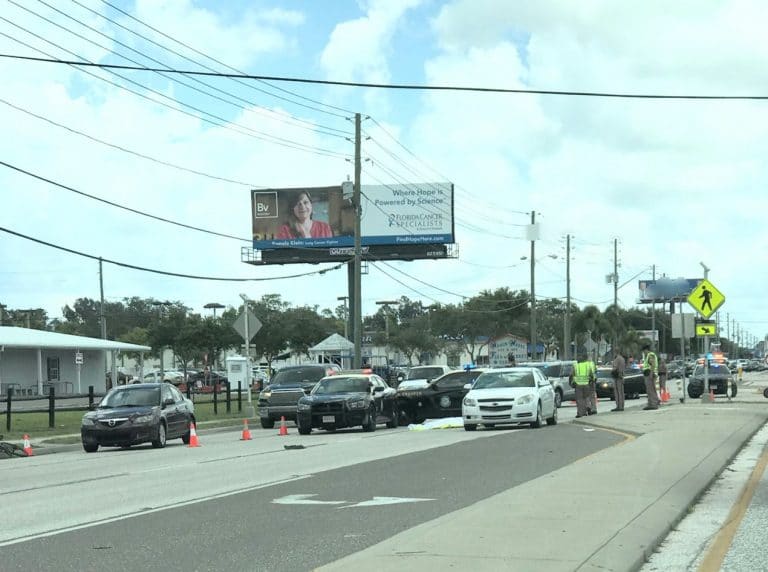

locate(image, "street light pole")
[[337, 296, 349, 339], [700, 262, 711, 403], [375, 300, 398, 366]]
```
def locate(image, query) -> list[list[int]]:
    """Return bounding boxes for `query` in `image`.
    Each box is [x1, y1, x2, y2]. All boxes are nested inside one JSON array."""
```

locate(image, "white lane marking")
[[340, 497, 434, 508], [272, 494, 348, 505], [0, 475, 310, 548]]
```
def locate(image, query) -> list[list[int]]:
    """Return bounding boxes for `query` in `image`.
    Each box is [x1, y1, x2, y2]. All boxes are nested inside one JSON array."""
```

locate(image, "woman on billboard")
[[276, 190, 334, 239]]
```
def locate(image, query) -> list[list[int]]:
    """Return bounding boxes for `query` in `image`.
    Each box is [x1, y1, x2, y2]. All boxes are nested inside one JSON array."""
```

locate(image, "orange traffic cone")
[[22, 434, 34, 456], [709, 388, 715, 402], [188, 423, 200, 447], [661, 388, 669, 403], [278, 416, 288, 436], [241, 419, 252, 441]]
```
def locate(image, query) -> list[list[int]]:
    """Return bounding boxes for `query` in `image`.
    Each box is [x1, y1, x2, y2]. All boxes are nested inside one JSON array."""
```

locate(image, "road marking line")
[[273, 494, 347, 505], [340, 496, 433, 508], [0, 474, 310, 548], [697, 441, 768, 572]]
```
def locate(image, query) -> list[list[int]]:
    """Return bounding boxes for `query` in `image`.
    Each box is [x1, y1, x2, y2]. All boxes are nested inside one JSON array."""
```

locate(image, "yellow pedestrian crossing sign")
[[687, 279, 725, 319], [695, 323, 717, 337]]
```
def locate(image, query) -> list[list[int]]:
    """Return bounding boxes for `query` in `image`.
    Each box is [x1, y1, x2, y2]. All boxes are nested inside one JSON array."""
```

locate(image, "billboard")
[[251, 183, 454, 250], [638, 278, 701, 303]]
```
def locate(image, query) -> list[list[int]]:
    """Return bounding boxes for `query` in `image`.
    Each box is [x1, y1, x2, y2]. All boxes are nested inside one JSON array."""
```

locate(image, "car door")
[[370, 376, 387, 421], [169, 385, 191, 434], [535, 370, 555, 416], [161, 385, 182, 437]]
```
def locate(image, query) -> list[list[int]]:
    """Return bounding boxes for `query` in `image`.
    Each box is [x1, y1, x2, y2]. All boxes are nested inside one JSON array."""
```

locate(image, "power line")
[[96, 0, 354, 118], [4, 53, 768, 100], [0, 226, 346, 282], [0, 159, 252, 243], [0, 23, 350, 159], [46, 0, 352, 138], [0, 97, 264, 188]]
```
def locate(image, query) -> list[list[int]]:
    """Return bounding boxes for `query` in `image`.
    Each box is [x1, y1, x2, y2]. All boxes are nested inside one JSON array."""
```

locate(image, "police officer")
[[570, 352, 596, 418], [642, 344, 660, 410]]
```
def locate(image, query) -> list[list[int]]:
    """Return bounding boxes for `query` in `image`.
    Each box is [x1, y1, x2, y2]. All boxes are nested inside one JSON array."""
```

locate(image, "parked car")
[[80, 383, 195, 452], [688, 363, 736, 398], [258, 364, 341, 429], [462, 367, 557, 431], [296, 372, 398, 434], [594, 367, 646, 399], [396, 365, 455, 391], [519, 360, 576, 408], [396, 367, 489, 424]]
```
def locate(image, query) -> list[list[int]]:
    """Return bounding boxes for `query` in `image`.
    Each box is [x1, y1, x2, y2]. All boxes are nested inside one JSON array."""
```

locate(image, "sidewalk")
[[318, 399, 768, 572]]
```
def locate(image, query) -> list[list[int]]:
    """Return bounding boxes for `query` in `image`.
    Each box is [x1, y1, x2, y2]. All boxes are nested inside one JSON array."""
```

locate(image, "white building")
[[0, 326, 151, 395]]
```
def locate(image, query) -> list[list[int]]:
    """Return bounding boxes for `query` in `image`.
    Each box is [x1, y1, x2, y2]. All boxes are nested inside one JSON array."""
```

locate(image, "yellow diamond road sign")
[[695, 323, 717, 337], [687, 279, 725, 319]]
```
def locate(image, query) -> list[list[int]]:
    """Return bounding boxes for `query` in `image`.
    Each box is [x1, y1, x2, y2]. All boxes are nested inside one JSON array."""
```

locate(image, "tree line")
[[3, 289, 749, 370]]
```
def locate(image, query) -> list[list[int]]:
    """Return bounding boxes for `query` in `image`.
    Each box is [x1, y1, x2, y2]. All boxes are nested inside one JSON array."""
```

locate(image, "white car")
[[462, 367, 557, 431]]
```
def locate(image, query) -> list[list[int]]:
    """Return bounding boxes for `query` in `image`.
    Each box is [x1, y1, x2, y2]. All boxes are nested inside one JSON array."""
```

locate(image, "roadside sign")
[[75, 351, 83, 365], [695, 322, 717, 337], [233, 310, 262, 341], [687, 279, 725, 319]]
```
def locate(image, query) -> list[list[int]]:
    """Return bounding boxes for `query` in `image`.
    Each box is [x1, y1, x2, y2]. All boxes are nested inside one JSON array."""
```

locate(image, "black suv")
[[688, 362, 736, 398], [296, 373, 398, 434], [258, 364, 340, 428]]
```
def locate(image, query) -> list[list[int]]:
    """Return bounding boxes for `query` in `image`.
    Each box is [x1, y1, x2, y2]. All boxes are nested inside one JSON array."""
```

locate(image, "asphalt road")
[[1, 422, 623, 571]]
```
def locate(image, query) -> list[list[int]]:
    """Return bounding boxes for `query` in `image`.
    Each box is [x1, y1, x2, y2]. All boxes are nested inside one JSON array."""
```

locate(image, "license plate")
[[322, 415, 335, 423]]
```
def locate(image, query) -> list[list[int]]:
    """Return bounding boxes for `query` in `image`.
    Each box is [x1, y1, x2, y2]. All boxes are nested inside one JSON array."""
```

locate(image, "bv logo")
[[252, 191, 278, 219]]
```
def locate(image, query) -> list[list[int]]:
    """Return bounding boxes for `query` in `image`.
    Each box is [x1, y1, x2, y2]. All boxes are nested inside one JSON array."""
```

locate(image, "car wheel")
[[151, 422, 167, 448], [82, 441, 98, 453], [260, 417, 275, 429], [362, 407, 377, 432], [688, 387, 702, 399], [464, 423, 477, 431], [386, 406, 398, 429], [530, 403, 542, 429], [554, 389, 563, 409], [181, 418, 195, 444], [546, 405, 558, 426], [731, 384, 738, 398], [763, 387, 768, 399], [297, 420, 311, 435]]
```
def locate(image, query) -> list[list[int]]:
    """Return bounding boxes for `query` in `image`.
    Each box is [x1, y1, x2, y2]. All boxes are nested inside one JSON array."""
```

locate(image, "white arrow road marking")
[[340, 497, 434, 508], [272, 494, 348, 505]]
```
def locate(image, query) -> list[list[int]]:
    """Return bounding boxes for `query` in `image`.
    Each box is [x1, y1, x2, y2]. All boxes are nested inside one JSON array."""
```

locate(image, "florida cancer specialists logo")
[[387, 212, 443, 230], [252, 192, 278, 219]]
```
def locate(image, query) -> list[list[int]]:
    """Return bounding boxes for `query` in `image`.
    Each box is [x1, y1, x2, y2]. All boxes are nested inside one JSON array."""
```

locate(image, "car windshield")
[[407, 367, 444, 380], [472, 371, 536, 389], [522, 363, 557, 377], [694, 364, 731, 375], [312, 377, 371, 394], [596, 369, 615, 379], [271, 367, 326, 386], [100, 387, 160, 407]]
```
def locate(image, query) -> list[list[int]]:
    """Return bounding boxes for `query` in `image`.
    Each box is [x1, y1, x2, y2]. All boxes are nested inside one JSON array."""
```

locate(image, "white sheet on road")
[[408, 417, 464, 430]]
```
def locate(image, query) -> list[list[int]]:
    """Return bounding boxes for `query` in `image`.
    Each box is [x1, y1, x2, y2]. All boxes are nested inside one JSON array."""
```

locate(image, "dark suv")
[[258, 364, 340, 428]]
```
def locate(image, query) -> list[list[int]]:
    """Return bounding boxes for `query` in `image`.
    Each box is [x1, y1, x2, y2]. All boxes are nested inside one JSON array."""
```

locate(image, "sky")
[[1, 0, 766, 347]]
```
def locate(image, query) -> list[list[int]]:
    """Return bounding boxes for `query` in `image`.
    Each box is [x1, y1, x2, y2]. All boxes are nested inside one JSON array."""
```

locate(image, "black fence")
[[2, 382, 256, 432]]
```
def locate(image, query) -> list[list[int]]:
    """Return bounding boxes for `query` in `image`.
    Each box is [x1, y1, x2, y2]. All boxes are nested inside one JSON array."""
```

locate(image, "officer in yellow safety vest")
[[569, 353, 597, 418], [642, 344, 660, 410]]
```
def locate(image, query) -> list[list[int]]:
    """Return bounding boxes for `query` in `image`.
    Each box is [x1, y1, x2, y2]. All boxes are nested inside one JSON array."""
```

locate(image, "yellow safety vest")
[[644, 352, 658, 374], [573, 361, 595, 385]]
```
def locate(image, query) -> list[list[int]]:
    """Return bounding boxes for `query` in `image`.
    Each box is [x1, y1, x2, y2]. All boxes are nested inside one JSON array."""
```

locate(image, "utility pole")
[[353, 112, 362, 369], [529, 211, 537, 360], [99, 258, 106, 340], [0, 303, 5, 326], [651, 264, 656, 348], [613, 238, 619, 351], [564, 234, 571, 360]]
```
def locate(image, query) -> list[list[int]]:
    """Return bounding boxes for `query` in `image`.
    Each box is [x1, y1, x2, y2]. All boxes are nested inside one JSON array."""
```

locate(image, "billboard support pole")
[[353, 113, 362, 369]]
